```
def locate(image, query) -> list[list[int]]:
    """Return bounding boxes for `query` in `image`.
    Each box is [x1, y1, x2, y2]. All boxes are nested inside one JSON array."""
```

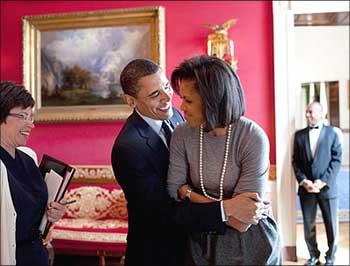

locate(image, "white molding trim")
[[273, 1, 297, 250], [290, 1, 349, 14]]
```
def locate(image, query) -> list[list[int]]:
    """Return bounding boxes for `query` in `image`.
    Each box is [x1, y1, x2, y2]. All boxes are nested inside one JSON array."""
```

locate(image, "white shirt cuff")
[[220, 201, 228, 222]]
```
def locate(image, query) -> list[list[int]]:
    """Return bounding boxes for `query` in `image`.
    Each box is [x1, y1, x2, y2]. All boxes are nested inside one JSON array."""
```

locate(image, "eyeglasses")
[[8, 113, 35, 123]]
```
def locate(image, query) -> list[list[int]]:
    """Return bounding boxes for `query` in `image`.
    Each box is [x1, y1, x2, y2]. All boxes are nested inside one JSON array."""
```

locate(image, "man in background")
[[293, 101, 342, 266], [111, 59, 268, 265]]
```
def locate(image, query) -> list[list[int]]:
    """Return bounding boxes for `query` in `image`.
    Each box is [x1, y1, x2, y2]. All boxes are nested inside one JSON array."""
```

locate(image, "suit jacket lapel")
[[130, 111, 169, 177], [303, 128, 313, 163]]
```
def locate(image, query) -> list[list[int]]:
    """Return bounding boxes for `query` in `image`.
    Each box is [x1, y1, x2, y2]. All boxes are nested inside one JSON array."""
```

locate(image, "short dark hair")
[[120, 59, 160, 97], [171, 55, 245, 131], [0, 81, 35, 124]]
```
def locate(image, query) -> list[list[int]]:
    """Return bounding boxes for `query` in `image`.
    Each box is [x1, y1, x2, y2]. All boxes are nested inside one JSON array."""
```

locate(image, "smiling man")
[[293, 101, 342, 266], [111, 59, 268, 265]]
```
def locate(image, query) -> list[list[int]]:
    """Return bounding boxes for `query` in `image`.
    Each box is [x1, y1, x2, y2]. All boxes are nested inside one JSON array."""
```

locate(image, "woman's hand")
[[47, 198, 67, 223], [178, 184, 189, 200], [223, 192, 270, 224]]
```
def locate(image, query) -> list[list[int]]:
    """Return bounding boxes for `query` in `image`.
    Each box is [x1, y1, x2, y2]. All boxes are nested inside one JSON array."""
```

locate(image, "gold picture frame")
[[23, 6, 165, 122]]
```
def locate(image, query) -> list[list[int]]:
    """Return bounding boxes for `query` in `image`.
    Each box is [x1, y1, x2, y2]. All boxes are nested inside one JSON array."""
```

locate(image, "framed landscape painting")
[[23, 7, 165, 122]]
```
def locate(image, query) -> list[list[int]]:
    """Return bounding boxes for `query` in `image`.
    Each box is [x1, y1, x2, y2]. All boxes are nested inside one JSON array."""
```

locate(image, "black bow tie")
[[309, 126, 319, 130]]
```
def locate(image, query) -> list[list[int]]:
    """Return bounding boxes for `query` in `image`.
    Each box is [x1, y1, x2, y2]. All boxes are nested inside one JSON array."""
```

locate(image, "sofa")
[[50, 164, 278, 266], [50, 166, 127, 266]]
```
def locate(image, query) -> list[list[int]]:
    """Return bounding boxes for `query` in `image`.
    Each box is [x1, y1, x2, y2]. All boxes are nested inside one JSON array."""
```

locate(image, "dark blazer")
[[111, 109, 226, 265], [292, 125, 342, 199]]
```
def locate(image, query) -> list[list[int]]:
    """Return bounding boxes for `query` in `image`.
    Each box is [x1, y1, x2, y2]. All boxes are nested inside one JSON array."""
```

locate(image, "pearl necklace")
[[199, 124, 232, 201]]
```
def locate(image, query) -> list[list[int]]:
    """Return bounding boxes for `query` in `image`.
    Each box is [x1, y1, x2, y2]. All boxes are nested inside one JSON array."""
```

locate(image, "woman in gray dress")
[[167, 55, 281, 265]]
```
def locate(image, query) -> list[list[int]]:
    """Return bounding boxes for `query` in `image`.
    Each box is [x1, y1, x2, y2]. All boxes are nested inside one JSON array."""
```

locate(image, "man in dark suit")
[[293, 102, 342, 266], [111, 59, 269, 265]]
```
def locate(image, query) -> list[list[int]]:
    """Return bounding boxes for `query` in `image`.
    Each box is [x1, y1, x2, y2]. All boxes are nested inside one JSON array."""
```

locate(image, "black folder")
[[39, 154, 76, 239], [39, 154, 74, 180]]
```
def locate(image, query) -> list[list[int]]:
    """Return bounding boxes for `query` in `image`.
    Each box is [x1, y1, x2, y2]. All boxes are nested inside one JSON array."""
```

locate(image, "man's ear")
[[124, 94, 136, 108]]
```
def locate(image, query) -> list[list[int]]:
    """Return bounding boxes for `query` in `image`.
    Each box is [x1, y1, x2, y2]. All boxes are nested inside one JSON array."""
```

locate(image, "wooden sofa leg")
[[120, 256, 125, 265], [98, 251, 106, 266]]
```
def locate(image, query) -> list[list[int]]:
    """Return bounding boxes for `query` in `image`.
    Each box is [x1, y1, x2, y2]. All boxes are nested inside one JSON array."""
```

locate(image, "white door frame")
[[272, 0, 350, 261]]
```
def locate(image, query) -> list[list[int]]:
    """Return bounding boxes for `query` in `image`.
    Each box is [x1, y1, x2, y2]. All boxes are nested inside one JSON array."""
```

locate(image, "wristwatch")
[[185, 187, 192, 200]]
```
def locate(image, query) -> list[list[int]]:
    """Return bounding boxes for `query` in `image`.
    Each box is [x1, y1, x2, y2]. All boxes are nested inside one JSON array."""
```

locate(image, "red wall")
[[1, 1, 276, 164]]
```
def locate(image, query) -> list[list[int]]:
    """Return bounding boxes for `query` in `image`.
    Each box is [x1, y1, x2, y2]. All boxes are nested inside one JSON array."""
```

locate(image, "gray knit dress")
[[167, 117, 281, 265]]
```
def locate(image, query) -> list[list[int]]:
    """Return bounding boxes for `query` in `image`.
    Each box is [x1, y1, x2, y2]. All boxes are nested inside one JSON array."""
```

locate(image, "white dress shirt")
[[300, 122, 325, 187], [309, 122, 323, 159]]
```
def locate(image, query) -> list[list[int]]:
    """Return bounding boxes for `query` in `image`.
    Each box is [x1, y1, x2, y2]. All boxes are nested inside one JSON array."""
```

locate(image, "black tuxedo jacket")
[[292, 125, 342, 199], [111, 109, 225, 265]]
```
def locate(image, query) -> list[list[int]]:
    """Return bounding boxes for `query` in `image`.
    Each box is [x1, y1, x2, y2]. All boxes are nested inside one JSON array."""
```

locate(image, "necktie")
[[161, 121, 172, 147], [309, 126, 319, 130]]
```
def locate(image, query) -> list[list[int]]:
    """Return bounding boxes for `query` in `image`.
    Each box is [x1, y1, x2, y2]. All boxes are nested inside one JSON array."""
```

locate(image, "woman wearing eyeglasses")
[[0, 81, 66, 266]]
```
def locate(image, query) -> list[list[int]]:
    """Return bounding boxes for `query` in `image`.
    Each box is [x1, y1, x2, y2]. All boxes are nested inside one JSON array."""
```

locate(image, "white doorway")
[[272, 1, 349, 263]]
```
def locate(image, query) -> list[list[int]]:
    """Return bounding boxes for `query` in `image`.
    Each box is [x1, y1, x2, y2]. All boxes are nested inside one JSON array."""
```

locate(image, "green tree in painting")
[[62, 65, 93, 90], [62, 67, 74, 90]]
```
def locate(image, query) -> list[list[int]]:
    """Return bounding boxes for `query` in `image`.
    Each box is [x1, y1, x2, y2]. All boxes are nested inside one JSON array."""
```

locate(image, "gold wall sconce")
[[206, 19, 238, 70]]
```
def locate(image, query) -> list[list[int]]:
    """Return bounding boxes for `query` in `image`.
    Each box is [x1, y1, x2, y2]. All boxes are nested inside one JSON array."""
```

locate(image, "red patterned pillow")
[[63, 185, 127, 221]]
